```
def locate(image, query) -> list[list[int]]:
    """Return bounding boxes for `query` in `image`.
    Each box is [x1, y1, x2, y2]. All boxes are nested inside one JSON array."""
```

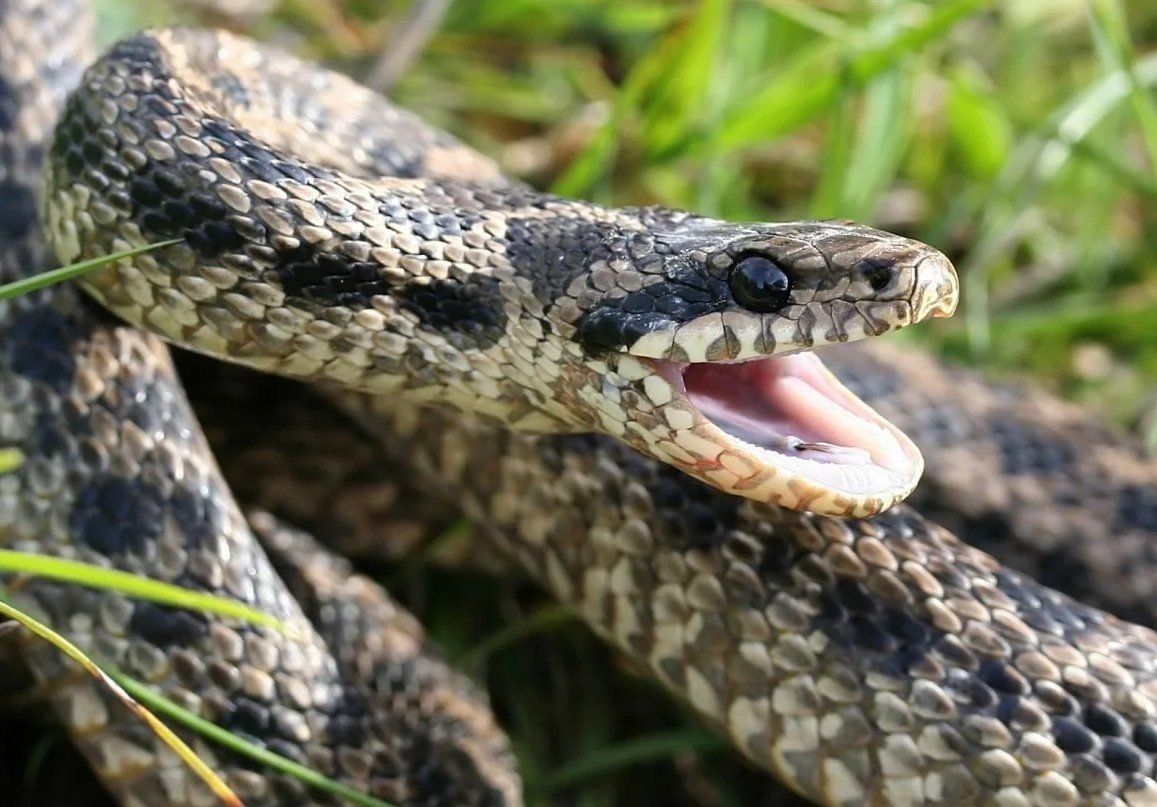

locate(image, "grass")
[[11, 0, 1157, 805]]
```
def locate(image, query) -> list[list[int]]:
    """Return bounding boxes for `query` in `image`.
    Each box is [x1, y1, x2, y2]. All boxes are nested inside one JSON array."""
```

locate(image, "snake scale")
[[2, 0, 1157, 805]]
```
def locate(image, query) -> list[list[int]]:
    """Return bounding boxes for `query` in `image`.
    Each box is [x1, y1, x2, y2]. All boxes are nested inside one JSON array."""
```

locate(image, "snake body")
[[828, 343, 1157, 631], [4, 1, 1157, 806], [45, 26, 959, 519]]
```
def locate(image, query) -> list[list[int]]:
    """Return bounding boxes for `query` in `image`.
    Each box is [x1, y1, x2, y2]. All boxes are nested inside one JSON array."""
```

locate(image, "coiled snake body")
[[2, 1, 1157, 805]]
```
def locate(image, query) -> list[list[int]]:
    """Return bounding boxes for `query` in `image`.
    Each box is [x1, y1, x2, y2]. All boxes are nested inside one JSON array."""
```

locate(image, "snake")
[[3, 0, 1157, 805]]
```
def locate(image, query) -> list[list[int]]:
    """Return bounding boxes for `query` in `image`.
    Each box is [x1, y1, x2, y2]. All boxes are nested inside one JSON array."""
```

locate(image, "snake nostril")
[[857, 258, 895, 292]]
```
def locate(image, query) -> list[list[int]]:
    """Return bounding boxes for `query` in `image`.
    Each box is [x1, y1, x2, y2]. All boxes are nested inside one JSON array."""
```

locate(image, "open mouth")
[[648, 351, 923, 514]]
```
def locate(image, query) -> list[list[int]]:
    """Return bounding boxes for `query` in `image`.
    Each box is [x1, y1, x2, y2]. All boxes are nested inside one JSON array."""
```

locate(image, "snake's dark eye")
[[729, 255, 792, 313]]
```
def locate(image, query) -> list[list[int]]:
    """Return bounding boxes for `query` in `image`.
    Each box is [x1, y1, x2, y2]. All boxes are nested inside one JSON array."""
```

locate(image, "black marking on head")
[[127, 601, 209, 648], [70, 474, 164, 557], [0, 179, 38, 243], [502, 212, 731, 354], [512, 213, 791, 353], [574, 308, 674, 354], [395, 275, 507, 349], [2, 305, 81, 394], [989, 417, 1075, 476]]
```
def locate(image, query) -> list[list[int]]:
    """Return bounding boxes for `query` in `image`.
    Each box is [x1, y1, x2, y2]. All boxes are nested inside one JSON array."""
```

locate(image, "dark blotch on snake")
[[1102, 738, 1147, 774], [31, 409, 77, 460], [71, 474, 165, 556], [0, 179, 37, 241], [0, 74, 16, 130], [989, 416, 1076, 476], [503, 215, 618, 304], [1085, 703, 1130, 737], [978, 659, 1030, 696], [1134, 723, 1157, 753], [128, 601, 209, 648], [218, 695, 273, 738], [3, 304, 81, 394], [503, 213, 722, 353], [1052, 715, 1097, 754], [270, 245, 406, 312], [1114, 484, 1157, 534], [816, 574, 946, 677], [396, 275, 507, 349], [113, 368, 183, 439], [170, 483, 229, 550]]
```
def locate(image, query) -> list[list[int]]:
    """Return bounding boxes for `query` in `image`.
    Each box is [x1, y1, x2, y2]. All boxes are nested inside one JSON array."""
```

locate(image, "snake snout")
[[913, 249, 960, 321]]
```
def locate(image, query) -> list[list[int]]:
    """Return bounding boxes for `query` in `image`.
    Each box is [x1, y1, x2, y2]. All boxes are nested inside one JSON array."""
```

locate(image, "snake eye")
[[729, 254, 792, 313]]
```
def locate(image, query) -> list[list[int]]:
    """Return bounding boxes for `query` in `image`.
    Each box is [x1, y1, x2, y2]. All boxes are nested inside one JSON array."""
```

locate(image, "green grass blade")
[[531, 729, 724, 793], [0, 550, 301, 638], [0, 448, 23, 474], [0, 240, 182, 301], [113, 673, 397, 807], [1087, 0, 1157, 176], [456, 604, 576, 671], [717, 0, 990, 149]]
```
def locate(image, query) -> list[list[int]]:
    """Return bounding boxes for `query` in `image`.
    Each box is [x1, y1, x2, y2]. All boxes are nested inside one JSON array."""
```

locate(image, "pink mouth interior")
[[658, 353, 915, 487]]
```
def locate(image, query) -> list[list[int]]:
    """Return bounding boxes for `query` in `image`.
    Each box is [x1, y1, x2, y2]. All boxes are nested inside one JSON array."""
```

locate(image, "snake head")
[[564, 216, 959, 518]]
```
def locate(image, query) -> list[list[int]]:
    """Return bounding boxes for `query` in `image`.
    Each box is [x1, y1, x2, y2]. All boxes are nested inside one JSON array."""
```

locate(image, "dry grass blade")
[[0, 596, 244, 807]]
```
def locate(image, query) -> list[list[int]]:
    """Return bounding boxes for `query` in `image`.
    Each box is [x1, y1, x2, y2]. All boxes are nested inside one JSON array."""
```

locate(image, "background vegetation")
[[8, 0, 1156, 805]]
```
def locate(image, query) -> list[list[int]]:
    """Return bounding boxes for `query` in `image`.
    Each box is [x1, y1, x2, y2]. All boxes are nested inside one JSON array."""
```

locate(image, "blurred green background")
[[22, 0, 1154, 804]]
